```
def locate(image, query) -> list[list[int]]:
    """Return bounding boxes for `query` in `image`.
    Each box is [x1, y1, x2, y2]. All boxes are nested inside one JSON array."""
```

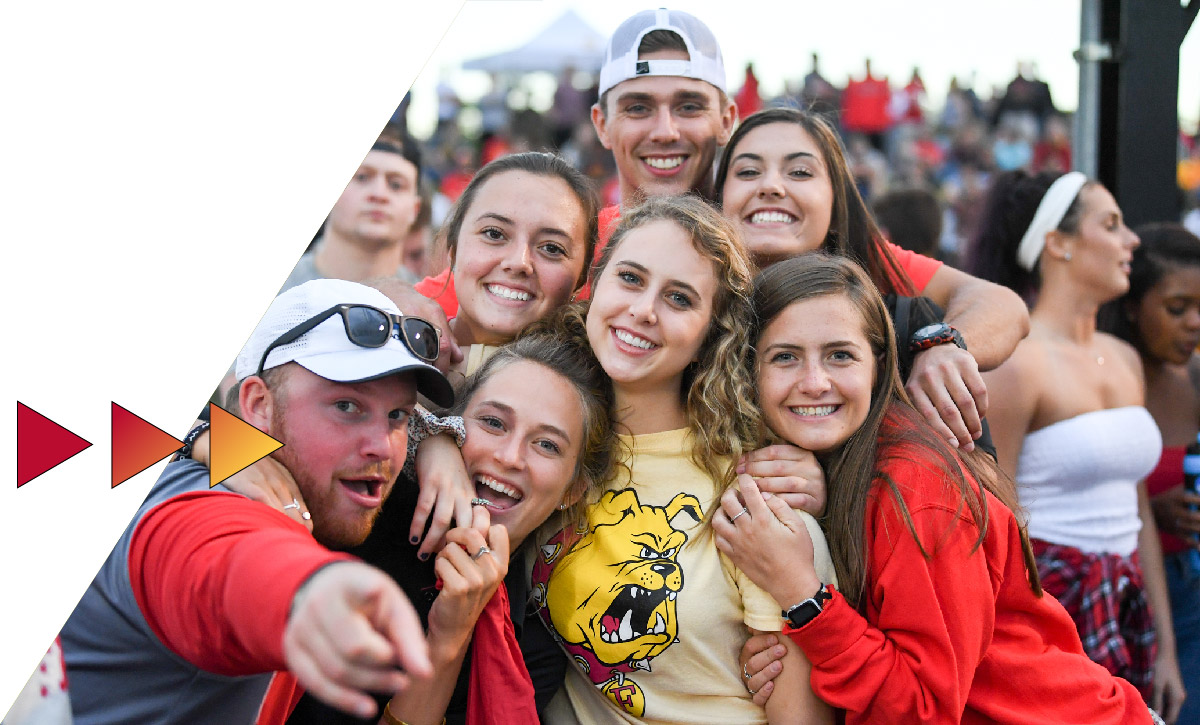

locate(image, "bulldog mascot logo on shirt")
[[532, 488, 702, 717]]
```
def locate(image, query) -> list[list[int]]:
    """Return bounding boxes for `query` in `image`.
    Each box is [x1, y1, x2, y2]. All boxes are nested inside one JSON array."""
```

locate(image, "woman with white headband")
[[965, 170, 1186, 722]]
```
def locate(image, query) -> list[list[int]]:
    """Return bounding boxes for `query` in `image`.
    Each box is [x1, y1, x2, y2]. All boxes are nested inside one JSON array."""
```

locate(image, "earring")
[[1064, 252, 1072, 261], [557, 503, 568, 511]]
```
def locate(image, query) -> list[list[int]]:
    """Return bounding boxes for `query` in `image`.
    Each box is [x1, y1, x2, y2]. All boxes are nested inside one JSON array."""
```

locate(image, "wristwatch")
[[782, 583, 832, 629], [908, 322, 967, 354]]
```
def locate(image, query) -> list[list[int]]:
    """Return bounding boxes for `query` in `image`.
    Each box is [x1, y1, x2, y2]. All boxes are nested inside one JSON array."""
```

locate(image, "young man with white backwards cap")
[[592, 7, 736, 207], [59, 279, 455, 724]]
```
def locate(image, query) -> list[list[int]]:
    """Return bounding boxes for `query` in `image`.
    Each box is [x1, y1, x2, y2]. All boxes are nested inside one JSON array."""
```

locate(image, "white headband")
[[1016, 171, 1088, 271]]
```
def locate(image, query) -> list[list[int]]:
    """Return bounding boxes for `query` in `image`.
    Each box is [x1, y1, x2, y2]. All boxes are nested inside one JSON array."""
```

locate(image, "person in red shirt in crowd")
[[735, 62, 762, 119], [892, 66, 926, 126], [840, 59, 892, 150], [715, 107, 1030, 455], [718, 254, 1165, 725]]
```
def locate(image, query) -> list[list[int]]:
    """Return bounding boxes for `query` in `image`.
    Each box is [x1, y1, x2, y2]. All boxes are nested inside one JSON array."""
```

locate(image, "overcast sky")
[[406, 0, 1200, 138]]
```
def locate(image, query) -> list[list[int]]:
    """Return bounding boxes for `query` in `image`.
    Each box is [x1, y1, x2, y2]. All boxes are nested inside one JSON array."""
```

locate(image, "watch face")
[[913, 323, 947, 339]]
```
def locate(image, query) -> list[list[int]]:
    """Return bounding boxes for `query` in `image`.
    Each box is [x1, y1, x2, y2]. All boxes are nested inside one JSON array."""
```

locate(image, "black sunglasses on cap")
[[256, 303, 441, 377]]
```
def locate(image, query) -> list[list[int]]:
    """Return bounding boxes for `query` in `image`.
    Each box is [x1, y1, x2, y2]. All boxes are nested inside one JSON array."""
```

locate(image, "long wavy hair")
[[714, 107, 916, 295], [449, 310, 616, 535], [751, 254, 1040, 607], [590, 194, 762, 508]]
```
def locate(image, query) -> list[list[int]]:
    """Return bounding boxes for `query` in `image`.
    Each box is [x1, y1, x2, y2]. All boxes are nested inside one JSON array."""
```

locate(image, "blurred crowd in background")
[[380, 55, 1200, 283]]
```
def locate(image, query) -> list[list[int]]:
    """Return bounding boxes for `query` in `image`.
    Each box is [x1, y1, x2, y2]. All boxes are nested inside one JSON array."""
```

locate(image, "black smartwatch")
[[782, 583, 832, 629], [908, 322, 967, 354]]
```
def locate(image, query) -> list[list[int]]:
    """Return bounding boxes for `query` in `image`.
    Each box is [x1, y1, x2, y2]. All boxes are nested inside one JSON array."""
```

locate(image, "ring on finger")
[[284, 497, 311, 520], [743, 663, 752, 681], [748, 686, 758, 695], [471, 545, 492, 561], [730, 507, 749, 524]]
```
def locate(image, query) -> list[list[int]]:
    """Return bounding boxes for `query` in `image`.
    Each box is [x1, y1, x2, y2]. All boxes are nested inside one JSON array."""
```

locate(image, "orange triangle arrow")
[[111, 403, 183, 488], [209, 403, 283, 486], [17, 402, 93, 487]]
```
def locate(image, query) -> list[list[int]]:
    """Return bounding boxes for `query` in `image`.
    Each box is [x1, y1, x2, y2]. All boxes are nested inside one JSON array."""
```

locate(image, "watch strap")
[[782, 583, 832, 629], [909, 323, 966, 354]]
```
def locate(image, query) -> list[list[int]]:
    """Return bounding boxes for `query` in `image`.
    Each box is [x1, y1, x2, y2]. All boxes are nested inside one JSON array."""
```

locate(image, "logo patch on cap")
[[636, 61, 649, 75]]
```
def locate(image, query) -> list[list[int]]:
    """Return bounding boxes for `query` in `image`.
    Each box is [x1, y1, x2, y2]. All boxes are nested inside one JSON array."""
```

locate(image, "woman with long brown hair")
[[715, 107, 1029, 457], [717, 253, 1163, 724]]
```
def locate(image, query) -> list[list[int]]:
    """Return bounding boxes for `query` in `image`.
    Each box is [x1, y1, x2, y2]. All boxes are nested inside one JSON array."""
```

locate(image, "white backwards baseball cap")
[[235, 278, 454, 407], [598, 8, 727, 99]]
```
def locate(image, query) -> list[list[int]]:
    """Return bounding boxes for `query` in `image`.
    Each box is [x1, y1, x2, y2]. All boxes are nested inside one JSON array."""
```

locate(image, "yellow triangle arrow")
[[209, 403, 283, 487]]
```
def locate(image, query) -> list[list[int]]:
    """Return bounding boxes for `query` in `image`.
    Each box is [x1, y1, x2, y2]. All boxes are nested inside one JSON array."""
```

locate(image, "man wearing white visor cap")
[[60, 279, 451, 724], [593, 8, 737, 205]]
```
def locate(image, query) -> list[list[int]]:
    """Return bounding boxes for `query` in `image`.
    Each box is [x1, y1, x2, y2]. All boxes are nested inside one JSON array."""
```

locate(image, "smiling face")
[[1064, 185, 1140, 300], [586, 219, 717, 397], [720, 122, 834, 266], [592, 49, 736, 203], [326, 149, 420, 248], [756, 294, 876, 457], [452, 170, 588, 345], [1132, 265, 1200, 365], [461, 360, 585, 548], [266, 365, 416, 549]]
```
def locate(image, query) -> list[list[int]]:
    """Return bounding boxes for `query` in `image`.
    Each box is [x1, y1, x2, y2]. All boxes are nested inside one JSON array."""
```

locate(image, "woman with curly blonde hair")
[[532, 194, 834, 725]]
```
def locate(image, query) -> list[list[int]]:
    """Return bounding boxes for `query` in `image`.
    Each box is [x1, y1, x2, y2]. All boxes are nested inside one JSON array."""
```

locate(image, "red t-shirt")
[[885, 240, 942, 293]]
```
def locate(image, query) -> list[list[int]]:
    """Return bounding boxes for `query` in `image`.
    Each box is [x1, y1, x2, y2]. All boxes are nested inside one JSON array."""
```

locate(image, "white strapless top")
[[1016, 406, 1161, 556]]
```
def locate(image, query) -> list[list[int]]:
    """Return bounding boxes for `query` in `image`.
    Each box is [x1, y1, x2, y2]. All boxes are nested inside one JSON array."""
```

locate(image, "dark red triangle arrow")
[[17, 402, 93, 487]]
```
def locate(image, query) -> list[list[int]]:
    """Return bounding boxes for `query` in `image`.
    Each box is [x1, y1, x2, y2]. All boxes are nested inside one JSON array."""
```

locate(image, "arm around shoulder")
[[922, 265, 1030, 371]]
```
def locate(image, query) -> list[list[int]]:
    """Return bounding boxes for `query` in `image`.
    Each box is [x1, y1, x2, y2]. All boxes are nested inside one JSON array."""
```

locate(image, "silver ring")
[[471, 545, 492, 561], [743, 663, 752, 681], [748, 686, 758, 695], [283, 498, 300, 511], [730, 507, 749, 524]]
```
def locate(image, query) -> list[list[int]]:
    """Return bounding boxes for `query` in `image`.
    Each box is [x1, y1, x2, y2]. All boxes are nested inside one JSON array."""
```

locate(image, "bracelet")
[[381, 700, 445, 725], [174, 421, 210, 461]]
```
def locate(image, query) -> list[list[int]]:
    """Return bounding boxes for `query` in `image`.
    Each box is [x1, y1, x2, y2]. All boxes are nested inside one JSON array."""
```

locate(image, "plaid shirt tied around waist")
[[1031, 538, 1157, 698]]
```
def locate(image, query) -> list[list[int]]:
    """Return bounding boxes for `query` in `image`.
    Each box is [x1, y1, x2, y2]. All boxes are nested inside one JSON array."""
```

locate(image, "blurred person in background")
[[1033, 114, 1072, 174], [992, 119, 1033, 173], [991, 61, 1057, 138], [874, 187, 943, 260], [801, 52, 840, 121], [968, 170, 1186, 722], [840, 59, 892, 152], [551, 65, 590, 149], [1102, 223, 1200, 724], [400, 185, 434, 282], [279, 128, 424, 292]]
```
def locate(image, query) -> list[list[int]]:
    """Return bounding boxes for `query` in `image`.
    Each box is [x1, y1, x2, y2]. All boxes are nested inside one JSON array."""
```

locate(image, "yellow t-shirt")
[[531, 428, 835, 724]]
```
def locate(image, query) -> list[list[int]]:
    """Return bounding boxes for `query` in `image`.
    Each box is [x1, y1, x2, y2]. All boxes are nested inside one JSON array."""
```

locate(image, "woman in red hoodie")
[[715, 254, 1162, 724]]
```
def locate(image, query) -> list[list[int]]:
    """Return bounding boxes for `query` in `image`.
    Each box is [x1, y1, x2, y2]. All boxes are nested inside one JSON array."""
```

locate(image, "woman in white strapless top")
[[967, 170, 1185, 722]]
